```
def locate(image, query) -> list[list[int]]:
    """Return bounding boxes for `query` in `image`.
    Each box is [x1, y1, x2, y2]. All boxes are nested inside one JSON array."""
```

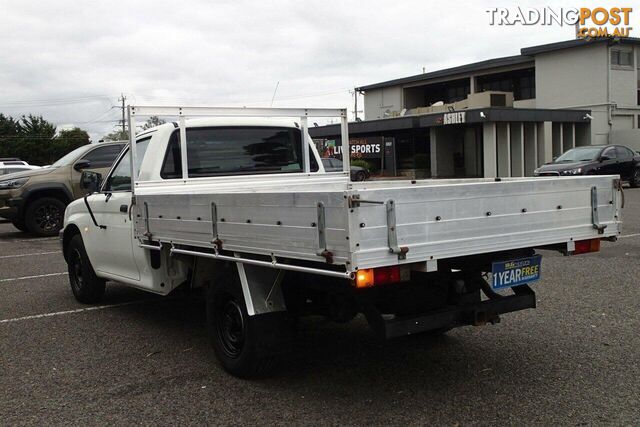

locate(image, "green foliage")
[[103, 129, 129, 141], [54, 128, 90, 159], [351, 159, 375, 172], [142, 116, 166, 130], [0, 114, 91, 165]]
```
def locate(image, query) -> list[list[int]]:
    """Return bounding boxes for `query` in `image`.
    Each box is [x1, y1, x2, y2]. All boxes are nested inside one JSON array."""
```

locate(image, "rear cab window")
[[615, 146, 634, 159], [161, 126, 318, 179]]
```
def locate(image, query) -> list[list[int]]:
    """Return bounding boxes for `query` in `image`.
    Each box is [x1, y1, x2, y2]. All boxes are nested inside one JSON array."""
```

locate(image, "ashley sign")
[[443, 111, 466, 125]]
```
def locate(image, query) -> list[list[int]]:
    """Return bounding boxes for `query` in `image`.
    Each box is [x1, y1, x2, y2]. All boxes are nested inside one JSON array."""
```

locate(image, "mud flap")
[[235, 259, 287, 316]]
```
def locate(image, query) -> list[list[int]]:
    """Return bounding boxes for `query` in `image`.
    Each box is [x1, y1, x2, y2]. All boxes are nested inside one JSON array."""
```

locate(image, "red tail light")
[[573, 238, 600, 255]]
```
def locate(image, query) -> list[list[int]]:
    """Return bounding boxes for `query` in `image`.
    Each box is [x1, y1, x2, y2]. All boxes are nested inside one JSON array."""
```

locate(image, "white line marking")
[[0, 272, 67, 283], [619, 233, 640, 239], [0, 300, 144, 324], [0, 237, 59, 243], [0, 251, 60, 259]]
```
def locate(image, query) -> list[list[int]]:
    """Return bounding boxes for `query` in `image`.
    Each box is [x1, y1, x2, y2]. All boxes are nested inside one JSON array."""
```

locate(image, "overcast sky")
[[0, 0, 637, 141]]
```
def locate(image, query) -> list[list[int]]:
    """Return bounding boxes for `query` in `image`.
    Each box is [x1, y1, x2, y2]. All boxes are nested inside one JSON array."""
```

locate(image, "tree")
[[142, 116, 165, 130], [0, 114, 92, 165], [52, 128, 90, 162], [103, 129, 129, 142], [0, 114, 19, 159], [14, 115, 57, 165], [102, 116, 165, 141]]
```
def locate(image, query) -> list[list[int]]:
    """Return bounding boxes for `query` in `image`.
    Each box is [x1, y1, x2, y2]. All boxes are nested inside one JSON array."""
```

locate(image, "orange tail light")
[[355, 266, 403, 288]]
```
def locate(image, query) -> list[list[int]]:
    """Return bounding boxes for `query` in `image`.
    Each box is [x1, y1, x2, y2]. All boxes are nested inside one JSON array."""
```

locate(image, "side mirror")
[[74, 159, 92, 171], [80, 170, 102, 193], [599, 155, 610, 162], [552, 156, 558, 161]]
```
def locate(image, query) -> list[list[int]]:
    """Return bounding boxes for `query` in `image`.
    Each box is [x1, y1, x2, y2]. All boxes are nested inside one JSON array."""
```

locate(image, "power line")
[[0, 95, 114, 108]]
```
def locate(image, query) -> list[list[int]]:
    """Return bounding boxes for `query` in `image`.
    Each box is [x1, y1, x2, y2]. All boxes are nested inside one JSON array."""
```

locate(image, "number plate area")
[[490, 255, 542, 290]]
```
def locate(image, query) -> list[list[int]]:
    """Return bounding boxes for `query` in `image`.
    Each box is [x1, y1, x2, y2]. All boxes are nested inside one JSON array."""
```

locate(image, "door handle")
[[120, 204, 128, 213]]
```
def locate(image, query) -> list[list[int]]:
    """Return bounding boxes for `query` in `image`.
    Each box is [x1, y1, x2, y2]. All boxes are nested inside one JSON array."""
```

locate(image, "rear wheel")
[[355, 171, 367, 181], [630, 168, 640, 188], [66, 234, 105, 304], [25, 197, 66, 236], [206, 269, 291, 378]]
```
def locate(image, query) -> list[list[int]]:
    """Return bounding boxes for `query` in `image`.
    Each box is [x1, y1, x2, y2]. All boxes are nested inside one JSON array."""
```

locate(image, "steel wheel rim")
[[34, 204, 61, 232], [216, 298, 245, 359]]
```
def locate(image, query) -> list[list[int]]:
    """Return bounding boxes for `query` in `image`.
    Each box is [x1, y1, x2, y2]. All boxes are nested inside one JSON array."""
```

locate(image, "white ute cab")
[[61, 106, 623, 378]]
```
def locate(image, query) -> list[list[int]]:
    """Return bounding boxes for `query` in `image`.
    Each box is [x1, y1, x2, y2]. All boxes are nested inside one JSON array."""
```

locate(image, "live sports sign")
[[333, 137, 383, 159]]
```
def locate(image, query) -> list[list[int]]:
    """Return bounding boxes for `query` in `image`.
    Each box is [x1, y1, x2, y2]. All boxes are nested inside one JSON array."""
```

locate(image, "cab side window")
[[104, 138, 151, 192], [602, 147, 617, 159], [81, 144, 125, 168]]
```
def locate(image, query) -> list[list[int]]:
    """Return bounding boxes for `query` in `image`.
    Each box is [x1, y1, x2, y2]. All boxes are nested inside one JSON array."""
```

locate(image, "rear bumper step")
[[375, 285, 536, 339]]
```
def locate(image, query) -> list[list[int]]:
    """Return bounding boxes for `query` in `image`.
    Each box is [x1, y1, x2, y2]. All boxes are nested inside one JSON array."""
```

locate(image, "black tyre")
[[25, 197, 66, 236], [206, 269, 291, 378], [630, 168, 640, 188], [355, 171, 367, 181], [11, 219, 27, 232], [66, 234, 105, 304]]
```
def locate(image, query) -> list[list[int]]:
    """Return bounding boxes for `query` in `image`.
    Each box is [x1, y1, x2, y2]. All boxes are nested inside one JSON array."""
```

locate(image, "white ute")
[[61, 106, 623, 377]]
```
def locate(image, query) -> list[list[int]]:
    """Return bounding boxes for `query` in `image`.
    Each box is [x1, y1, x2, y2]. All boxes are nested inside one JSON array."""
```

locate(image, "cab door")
[[85, 139, 150, 281], [597, 146, 619, 176], [70, 144, 125, 198]]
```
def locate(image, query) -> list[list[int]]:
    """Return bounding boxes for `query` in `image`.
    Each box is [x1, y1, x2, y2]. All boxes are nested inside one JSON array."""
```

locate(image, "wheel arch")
[[62, 223, 81, 262], [23, 183, 73, 210]]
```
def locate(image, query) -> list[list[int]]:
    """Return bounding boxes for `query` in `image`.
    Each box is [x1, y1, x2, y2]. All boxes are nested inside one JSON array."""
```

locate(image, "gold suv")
[[0, 142, 125, 236]]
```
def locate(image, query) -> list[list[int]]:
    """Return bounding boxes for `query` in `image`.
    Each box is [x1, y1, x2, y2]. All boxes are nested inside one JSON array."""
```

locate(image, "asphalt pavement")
[[1, 190, 639, 425]]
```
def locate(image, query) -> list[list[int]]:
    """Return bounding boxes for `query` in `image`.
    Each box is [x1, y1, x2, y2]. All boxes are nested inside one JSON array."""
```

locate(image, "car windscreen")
[[161, 126, 317, 178], [50, 145, 91, 167], [554, 147, 602, 163]]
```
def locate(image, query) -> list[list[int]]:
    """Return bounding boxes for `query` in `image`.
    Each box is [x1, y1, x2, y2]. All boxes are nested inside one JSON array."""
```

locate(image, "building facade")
[[310, 38, 640, 179]]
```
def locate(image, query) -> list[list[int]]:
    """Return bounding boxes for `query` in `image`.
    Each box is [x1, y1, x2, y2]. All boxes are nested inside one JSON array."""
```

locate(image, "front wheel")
[[66, 234, 105, 304], [206, 269, 291, 378], [25, 197, 66, 236], [355, 171, 367, 181], [630, 168, 640, 188]]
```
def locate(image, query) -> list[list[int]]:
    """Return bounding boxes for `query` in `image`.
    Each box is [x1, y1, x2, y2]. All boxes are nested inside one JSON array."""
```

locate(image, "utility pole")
[[351, 89, 363, 121], [354, 89, 358, 121], [118, 93, 127, 134]]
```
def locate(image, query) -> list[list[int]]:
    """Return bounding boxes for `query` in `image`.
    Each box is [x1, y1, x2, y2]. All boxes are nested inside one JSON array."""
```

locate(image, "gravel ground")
[[0, 189, 639, 425]]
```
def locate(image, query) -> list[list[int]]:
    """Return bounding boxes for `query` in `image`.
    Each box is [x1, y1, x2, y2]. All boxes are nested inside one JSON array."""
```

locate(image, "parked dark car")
[[534, 145, 640, 187], [322, 158, 370, 181]]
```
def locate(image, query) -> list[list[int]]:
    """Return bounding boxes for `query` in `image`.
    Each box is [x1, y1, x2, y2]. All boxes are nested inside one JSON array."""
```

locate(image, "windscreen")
[[161, 126, 317, 178], [50, 145, 91, 167], [554, 147, 602, 163]]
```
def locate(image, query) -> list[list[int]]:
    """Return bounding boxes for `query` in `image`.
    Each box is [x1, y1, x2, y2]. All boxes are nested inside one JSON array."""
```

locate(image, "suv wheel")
[[25, 197, 66, 236]]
